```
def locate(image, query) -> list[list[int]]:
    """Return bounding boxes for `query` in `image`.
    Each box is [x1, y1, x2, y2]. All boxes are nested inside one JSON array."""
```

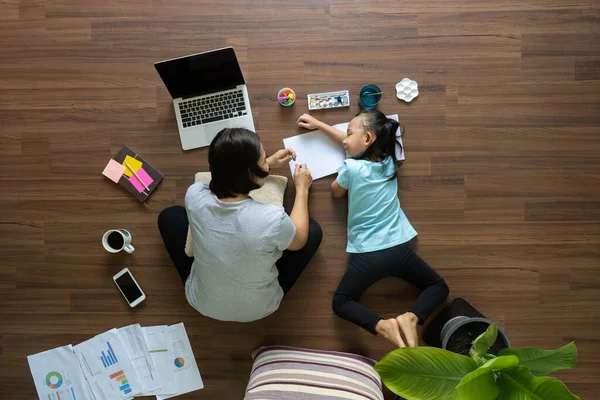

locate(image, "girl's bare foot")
[[375, 318, 406, 348], [396, 312, 419, 348]]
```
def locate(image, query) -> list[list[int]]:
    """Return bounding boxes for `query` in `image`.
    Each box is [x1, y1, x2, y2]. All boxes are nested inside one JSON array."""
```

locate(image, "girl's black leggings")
[[332, 241, 449, 334]]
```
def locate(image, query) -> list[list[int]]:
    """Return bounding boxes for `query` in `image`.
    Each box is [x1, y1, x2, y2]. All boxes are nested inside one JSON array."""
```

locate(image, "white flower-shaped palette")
[[396, 78, 419, 102]]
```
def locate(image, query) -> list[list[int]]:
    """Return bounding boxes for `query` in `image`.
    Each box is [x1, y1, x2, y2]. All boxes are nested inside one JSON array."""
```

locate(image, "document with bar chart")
[[27, 345, 93, 400], [73, 328, 141, 400]]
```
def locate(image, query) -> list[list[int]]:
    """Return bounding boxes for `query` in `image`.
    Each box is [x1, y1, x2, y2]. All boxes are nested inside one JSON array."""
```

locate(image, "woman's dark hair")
[[208, 128, 269, 198], [354, 109, 403, 180]]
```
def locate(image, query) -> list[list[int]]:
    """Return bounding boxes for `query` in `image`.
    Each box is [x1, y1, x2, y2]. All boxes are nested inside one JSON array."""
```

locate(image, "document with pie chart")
[[156, 322, 204, 400], [27, 345, 92, 400]]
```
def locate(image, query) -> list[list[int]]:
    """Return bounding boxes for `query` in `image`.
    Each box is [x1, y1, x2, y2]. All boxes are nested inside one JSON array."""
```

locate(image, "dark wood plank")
[[526, 200, 600, 221], [575, 58, 600, 81]]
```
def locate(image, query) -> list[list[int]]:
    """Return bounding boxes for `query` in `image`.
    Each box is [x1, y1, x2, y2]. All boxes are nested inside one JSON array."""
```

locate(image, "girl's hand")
[[267, 148, 296, 169], [294, 164, 313, 193], [297, 114, 321, 130]]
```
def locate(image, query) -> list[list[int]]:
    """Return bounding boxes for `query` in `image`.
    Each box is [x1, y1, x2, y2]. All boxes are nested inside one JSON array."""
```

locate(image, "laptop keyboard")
[[179, 89, 247, 128]]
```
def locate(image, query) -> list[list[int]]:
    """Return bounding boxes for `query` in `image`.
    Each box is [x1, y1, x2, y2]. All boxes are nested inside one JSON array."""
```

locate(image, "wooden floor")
[[2, 0, 600, 398]]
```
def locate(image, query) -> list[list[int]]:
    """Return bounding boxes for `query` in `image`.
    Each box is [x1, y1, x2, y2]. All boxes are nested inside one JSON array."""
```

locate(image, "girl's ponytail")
[[385, 117, 401, 164], [355, 109, 403, 180]]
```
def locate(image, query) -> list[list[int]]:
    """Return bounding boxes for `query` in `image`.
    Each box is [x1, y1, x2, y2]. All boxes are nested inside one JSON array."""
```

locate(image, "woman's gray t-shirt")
[[184, 182, 296, 322]]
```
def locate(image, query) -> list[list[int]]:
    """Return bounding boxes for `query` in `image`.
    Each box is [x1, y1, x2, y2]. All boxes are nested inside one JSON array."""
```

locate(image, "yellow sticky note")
[[122, 155, 142, 177]]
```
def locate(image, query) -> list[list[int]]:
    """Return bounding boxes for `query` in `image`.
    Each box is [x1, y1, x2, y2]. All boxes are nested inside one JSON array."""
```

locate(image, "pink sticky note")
[[128, 167, 154, 193], [102, 159, 126, 183]]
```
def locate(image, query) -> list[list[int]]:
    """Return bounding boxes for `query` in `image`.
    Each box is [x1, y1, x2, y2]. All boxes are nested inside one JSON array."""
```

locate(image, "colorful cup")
[[359, 84, 382, 110], [277, 87, 296, 106]]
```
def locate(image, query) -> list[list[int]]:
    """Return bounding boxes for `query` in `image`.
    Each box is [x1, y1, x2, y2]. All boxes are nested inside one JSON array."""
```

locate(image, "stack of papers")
[[27, 323, 203, 400]]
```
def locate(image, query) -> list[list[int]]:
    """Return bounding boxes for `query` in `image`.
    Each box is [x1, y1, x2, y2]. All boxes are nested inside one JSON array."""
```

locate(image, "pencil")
[[125, 161, 150, 191]]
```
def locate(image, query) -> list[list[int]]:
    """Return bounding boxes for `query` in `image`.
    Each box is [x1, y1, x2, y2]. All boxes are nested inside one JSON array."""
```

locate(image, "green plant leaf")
[[375, 347, 477, 400], [498, 342, 577, 376], [470, 353, 488, 367], [472, 323, 498, 357], [456, 356, 519, 400], [497, 365, 580, 400]]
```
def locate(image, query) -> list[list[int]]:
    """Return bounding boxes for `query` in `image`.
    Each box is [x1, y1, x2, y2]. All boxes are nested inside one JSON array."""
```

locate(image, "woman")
[[158, 128, 322, 322]]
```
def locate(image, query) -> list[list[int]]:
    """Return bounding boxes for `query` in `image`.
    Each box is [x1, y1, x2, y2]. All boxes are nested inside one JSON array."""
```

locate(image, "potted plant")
[[375, 324, 579, 400], [441, 316, 511, 355]]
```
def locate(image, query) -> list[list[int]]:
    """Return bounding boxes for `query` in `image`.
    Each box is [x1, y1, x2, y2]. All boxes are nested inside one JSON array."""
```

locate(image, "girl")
[[297, 111, 449, 348]]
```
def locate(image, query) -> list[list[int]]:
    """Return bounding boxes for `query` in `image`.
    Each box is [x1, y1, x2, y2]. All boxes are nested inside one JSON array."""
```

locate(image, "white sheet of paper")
[[156, 323, 204, 400], [284, 129, 345, 180], [142, 325, 176, 396], [118, 324, 161, 394], [73, 328, 142, 400], [283, 114, 404, 180], [28, 345, 93, 400]]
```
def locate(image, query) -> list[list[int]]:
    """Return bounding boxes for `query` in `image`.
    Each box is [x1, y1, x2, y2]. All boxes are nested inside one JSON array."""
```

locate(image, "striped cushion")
[[245, 346, 384, 400]]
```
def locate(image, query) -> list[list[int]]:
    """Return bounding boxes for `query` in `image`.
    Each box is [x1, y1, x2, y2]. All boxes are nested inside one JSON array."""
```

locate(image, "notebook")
[[102, 146, 164, 202]]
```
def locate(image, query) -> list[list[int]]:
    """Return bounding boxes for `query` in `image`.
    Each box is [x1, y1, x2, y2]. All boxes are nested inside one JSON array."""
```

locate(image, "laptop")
[[155, 47, 255, 150]]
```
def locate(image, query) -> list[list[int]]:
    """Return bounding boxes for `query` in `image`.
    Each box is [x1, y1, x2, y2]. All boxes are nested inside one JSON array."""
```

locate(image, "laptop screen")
[[155, 47, 245, 99]]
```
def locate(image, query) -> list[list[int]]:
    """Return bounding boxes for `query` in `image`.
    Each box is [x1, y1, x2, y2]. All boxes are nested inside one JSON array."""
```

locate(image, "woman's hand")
[[297, 114, 322, 130], [288, 163, 312, 250], [294, 164, 312, 193], [267, 148, 296, 169]]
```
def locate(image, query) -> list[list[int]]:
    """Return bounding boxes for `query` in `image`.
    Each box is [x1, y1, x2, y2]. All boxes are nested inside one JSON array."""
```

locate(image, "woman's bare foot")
[[396, 312, 419, 348], [375, 318, 406, 348]]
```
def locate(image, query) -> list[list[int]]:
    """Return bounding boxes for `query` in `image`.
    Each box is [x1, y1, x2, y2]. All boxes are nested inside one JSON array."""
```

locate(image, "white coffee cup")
[[102, 229, 135, 253]]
